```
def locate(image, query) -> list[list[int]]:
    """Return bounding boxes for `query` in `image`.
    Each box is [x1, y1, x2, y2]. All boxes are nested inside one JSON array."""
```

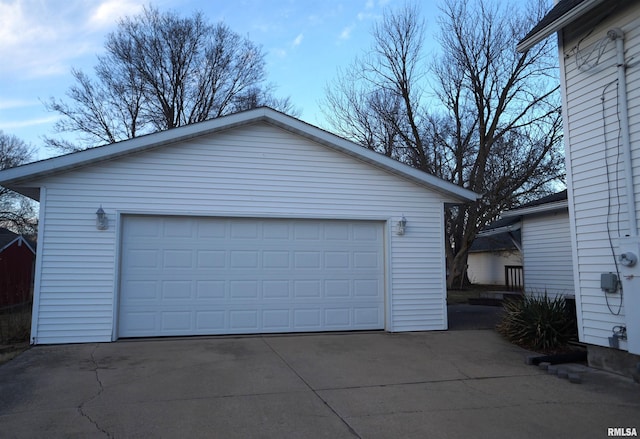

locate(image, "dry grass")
[[0, 305, 31, 345]]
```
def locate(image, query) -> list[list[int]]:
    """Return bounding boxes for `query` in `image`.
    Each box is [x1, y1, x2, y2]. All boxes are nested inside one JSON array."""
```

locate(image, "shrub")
[[497, 294, 578, 352]]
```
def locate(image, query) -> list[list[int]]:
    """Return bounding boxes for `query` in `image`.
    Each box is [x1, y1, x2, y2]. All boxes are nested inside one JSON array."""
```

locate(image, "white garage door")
[[118, 216, 385, 337]]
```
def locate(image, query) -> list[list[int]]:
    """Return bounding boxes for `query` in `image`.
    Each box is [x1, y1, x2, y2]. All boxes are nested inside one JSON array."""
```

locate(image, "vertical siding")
[[522, 211, 575, 296], [31, 122, 452, 344], [561, 3, 640, 348]]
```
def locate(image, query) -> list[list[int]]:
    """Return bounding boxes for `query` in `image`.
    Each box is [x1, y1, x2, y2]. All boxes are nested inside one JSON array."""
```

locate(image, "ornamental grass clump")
[[497, 294, 578, 352]]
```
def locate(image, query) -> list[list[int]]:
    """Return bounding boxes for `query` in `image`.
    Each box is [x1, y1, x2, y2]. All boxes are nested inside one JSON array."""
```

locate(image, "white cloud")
[[292, 33, 304, 47], [0, 99, 36, 111], [339, 25, 354, 41], [89, 0, 143, 28], [0, 0, 140, 79], [273, 48, 287, 58], [0, 115, 58, 130], [89, 0, 144, 29]]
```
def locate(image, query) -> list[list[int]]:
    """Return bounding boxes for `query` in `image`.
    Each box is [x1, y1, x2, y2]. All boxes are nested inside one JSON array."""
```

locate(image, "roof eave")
[[0, 109, 274, 191], [0, 107, 479, 204], [475, 222, 523, 238], [0, 235, 35, 254], [516, 0, 607, 53], [502, 200, 569, 217]]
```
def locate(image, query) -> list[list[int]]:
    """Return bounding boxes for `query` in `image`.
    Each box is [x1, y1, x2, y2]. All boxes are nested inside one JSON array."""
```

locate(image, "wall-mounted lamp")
[[96, 206, 108, 230], [397, 215, 407, 236]]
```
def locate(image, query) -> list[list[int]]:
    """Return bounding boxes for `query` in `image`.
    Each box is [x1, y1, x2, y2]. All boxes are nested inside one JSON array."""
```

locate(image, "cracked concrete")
[[77, 345, 112, 438], [0, 331, 639, 438]]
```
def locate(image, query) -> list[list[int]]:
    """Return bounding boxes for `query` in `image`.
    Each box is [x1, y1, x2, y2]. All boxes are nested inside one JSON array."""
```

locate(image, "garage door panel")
[[196, 280, 225, 298], [197, 250, 225, 269], [263, 280, 291, 298], [119, 216, 385, 337], [353, 223, 379, 240], [325, 280, 350, 297], [230, 310, 259, 330], [231, 222, 259, 238], [355, 307, 382, 325], [196, 311, 225, 330], [163, 311, 191, 331], [354, 279, 381, 297], [230, 280, 259, 298], [120, 303, 384, 336]]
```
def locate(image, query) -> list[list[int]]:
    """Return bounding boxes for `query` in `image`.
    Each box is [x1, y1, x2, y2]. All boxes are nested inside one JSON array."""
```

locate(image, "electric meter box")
[[600, 272, 619, 293]]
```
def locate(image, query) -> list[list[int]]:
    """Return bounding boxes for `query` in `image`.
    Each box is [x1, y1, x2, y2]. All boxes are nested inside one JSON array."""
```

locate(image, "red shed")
[[0, 228, 36, 308]]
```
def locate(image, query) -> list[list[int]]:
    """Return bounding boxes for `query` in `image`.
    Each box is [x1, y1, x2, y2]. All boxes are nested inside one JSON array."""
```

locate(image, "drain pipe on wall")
[[608, 28, 637, 236], [608, 28, 640, 355]]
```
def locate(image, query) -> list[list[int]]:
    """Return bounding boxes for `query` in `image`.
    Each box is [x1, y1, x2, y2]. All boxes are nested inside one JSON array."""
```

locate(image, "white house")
[[518, 0, 640, 374], [0, 107, 477, 345], [469, 191, 574, 295], [467, 217, 522, 287], [502, 191, 575, 297]]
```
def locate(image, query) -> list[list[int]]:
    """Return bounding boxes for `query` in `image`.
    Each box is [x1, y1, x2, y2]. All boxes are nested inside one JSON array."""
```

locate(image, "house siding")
[[467, 251, 521, 286], [561, 2, 640, 349], [30, 122, 451, 344], [522, 211, 575, 296]]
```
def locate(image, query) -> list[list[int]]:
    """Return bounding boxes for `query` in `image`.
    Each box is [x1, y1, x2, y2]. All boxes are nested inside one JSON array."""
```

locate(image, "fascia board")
[[0, 236, 34, 254], [502, 200, 569, 217], [0, 109, 270, 188], [0, 107, 479, 203], [516, 0, 606, 53], [475, 222, 523, 237]]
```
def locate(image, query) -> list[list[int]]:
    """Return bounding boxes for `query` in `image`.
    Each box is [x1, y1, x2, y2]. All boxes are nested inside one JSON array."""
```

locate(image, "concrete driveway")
[[1, 330, 638, 439]]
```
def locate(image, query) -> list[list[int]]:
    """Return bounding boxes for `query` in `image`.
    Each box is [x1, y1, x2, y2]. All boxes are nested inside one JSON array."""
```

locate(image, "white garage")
[[0, 107, 477, 344], [119, 216, 385, 337]]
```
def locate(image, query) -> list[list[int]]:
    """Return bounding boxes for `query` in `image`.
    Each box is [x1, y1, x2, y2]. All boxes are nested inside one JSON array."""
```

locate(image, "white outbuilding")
[[0, 108, 477, 344]]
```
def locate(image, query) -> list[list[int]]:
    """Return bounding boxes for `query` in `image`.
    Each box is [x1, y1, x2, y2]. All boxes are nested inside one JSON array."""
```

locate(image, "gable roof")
[[473, 216, 522, 250], [0, 228, 36, 255], [0, 107, 478, 203], [470, 225, 521, 253], [0, 228, 18, 249], [502, 190, 568, 217], [474, 190, 569, 243], [517, 0, 607, 52]]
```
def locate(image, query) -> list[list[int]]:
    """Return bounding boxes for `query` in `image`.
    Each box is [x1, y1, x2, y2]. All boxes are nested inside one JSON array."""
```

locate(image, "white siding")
[[30, 122, 451, 344], [467, 251, 521, 286], [561, 2, 640, 348], [522, 211, 575, 296]]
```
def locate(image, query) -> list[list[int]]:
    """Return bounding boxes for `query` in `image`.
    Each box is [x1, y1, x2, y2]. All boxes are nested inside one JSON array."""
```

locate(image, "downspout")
[[608, 28, 640, 356], [608, 28, 637, 236]]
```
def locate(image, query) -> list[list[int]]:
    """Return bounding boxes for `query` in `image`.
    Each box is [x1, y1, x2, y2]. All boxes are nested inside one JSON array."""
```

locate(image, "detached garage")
[[0, 108, 477, 344]]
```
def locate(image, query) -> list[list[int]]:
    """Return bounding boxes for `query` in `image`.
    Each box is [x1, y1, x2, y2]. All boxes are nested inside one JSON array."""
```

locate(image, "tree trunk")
[[447, 248, 470, 290]]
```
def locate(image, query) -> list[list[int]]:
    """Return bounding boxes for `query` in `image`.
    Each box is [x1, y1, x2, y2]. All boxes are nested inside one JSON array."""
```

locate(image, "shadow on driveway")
[[448, 303, 503, 330]]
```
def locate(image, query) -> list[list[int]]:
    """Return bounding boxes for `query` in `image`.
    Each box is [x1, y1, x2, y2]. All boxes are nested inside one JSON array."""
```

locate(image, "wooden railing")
[[505, 265, 524, 291]]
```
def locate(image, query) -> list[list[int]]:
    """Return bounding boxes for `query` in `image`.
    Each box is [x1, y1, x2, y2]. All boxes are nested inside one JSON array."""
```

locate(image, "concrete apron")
[[0, 331, 638, 439]]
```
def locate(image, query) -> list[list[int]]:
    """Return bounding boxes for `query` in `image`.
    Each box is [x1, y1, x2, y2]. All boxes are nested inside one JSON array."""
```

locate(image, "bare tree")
[[322, 0, 563, 288], [0, 132, 37, 234], [46, 6, 296, 152]]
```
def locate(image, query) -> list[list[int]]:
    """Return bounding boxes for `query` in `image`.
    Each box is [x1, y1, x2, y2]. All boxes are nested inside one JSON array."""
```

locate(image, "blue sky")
[[0, 0, 535, 160]]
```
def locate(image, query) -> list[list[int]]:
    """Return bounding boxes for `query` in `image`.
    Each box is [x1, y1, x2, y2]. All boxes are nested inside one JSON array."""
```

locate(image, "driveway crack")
[[77, 344, 112, 438], [261, 338, 362, 439]]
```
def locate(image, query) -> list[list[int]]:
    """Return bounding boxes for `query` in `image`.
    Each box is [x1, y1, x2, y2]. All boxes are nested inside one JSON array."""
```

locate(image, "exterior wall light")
[[397, 215, 407, 236], [96, 206, 108, 230]]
